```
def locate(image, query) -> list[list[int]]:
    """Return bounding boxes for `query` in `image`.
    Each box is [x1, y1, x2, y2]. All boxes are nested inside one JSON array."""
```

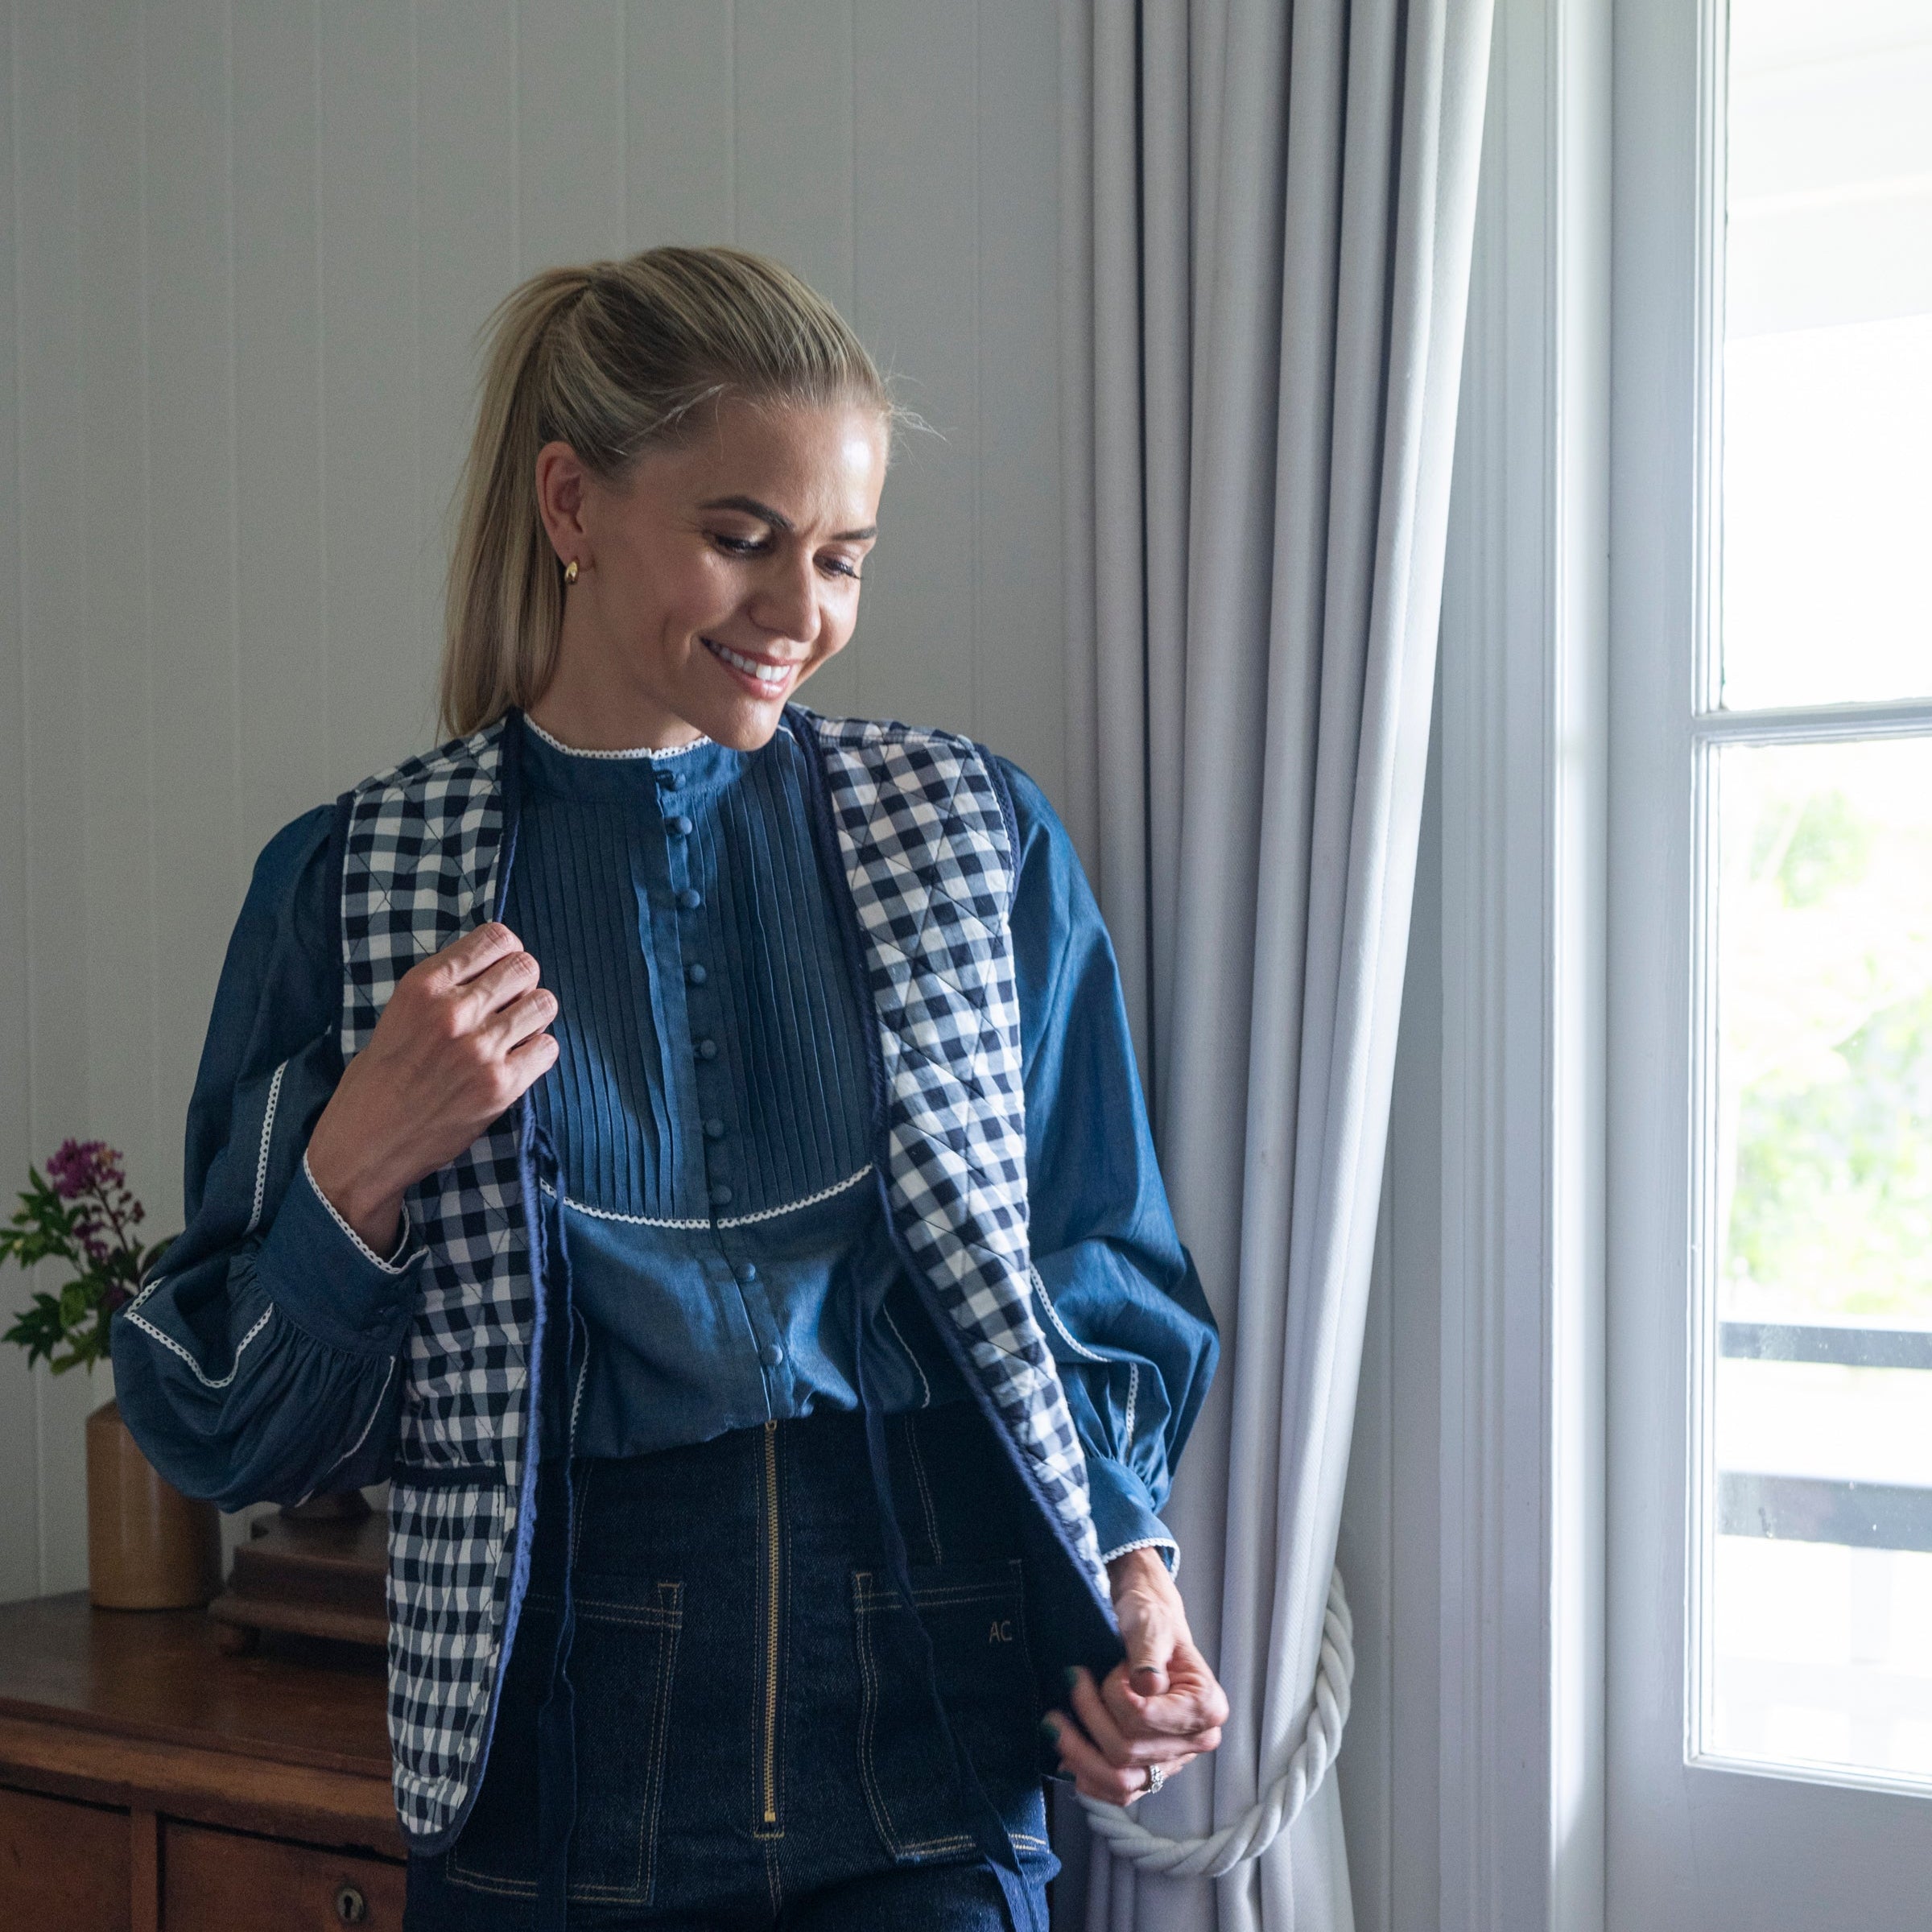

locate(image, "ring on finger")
[[1137, 1762, 1167, 1801]]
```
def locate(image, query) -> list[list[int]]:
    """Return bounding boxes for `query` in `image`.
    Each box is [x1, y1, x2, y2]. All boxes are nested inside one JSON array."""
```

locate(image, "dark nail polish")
[[1063, 1666, 1082, 1690], [1039, 1717, 1059, 1744]]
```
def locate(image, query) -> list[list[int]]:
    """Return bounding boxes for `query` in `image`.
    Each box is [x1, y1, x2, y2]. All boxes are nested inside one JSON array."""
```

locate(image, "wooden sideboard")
[[0, 1591, 405, 1929]]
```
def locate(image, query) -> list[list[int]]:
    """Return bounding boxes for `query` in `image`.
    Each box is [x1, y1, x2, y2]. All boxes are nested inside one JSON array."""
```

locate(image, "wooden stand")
[[206, 1494, 387, 1657], [0, 1591, 403, 1930]]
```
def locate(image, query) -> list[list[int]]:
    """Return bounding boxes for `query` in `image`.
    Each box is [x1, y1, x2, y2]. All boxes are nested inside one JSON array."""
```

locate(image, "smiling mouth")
[[702, 636, 799, 695]]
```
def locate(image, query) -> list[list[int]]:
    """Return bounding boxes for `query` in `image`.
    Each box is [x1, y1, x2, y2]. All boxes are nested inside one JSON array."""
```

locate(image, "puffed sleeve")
[[995, 757, 1219, 1573], [109, 802, 425, 1509]]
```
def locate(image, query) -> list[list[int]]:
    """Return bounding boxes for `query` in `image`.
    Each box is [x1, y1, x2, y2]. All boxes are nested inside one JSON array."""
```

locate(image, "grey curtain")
[[1056, 2, 1492, 1927]]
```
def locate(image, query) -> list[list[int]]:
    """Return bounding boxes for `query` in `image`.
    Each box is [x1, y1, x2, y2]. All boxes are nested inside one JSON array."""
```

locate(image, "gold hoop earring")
[[564, 559, 580, 585]]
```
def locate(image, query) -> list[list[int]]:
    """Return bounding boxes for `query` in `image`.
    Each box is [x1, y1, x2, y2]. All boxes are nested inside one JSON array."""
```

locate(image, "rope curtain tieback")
[[1078, 1568, 1354, 1879]]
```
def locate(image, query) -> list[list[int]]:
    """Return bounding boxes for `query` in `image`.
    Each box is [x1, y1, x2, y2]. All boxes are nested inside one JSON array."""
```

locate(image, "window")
[[1699, 0, 1932, 1791], [1608, 0, 1932, 1919]]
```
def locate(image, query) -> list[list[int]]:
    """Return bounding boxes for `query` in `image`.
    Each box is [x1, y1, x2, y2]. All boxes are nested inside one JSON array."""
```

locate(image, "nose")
[[748, 550, 822, 651]]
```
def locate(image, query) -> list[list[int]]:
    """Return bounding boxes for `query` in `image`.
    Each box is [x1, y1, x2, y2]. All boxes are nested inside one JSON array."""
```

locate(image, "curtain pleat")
[[1059, 1, 1493, 1926]]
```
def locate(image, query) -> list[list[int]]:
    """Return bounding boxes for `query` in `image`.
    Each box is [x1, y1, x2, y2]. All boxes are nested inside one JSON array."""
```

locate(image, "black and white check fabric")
[[340, 712, 1102, 1850], [340, 721, 536, 1843], [811, 715, 1104, 1590]]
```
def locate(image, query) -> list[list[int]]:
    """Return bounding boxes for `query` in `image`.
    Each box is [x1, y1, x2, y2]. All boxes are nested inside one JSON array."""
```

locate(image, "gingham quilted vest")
[[338, 708, 1107, 1847]]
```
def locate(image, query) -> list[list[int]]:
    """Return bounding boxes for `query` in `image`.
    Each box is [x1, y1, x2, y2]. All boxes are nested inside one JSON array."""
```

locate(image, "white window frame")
[[1605, 0, 1932, 1924]]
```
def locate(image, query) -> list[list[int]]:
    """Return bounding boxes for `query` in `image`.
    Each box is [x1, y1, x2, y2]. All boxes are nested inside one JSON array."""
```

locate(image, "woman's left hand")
[[1044, 1547, 1229, 1806]]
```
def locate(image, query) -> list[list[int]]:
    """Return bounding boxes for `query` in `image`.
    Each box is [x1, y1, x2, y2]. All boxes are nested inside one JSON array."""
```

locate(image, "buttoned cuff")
[[257, 1150, 423, 1356], [1087, 1453, 1180, 1578]]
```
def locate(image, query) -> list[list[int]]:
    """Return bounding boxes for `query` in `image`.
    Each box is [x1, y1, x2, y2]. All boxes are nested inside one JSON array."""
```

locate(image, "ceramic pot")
[[85, 1397, 221, 1609]]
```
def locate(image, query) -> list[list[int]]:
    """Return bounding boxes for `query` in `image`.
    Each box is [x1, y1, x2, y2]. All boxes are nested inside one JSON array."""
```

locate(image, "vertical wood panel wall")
[[0, 0, 1065, 1600]]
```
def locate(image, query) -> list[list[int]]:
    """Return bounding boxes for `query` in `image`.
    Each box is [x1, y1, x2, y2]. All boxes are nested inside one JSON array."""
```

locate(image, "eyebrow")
[[700, 493, 877, 543]]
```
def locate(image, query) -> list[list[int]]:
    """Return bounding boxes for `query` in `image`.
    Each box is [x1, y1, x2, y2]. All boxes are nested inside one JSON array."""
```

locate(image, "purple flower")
[[42, 1140, 140, 1266], [46, 1139, 122, 1201]]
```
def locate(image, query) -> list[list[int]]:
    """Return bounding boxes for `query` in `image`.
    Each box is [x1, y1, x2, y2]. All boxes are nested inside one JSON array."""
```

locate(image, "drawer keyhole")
[[334, 1882, 369, 1924]]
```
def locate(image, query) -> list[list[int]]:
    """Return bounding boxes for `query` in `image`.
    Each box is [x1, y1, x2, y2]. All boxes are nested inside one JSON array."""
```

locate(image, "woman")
[[114, 246, 1224, 1931]]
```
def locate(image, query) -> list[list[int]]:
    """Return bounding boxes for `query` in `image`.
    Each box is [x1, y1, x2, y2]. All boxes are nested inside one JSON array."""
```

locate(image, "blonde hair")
[[440, 246, 890, 737]]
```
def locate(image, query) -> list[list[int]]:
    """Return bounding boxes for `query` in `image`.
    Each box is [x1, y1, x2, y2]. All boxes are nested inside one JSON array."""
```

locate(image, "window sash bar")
[[1691, 695, 1932, 746]]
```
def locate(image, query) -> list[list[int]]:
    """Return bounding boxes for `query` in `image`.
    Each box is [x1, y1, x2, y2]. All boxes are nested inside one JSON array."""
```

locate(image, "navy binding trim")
[[324, 788, 356, 1077]]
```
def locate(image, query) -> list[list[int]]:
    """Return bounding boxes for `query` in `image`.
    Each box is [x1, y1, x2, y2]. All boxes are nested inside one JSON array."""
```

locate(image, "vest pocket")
[[851, 1557, 1048, 1863]]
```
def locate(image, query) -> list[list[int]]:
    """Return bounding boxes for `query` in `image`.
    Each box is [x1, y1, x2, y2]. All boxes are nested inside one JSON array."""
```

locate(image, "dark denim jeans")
[[405, 1404, 1055, 1930]]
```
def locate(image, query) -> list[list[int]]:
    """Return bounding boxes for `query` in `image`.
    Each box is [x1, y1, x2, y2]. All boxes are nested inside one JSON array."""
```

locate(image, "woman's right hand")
[[306, 923, 559, 1255]]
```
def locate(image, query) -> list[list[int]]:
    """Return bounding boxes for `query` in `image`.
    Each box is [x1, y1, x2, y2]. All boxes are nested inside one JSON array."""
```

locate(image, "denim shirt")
[[506, 717, 977, 1459], [111, 721, 1217, 1571]]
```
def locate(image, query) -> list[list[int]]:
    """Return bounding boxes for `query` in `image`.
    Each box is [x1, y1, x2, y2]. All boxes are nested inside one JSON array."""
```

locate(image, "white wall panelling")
[[0, 0, 1066, 1600]]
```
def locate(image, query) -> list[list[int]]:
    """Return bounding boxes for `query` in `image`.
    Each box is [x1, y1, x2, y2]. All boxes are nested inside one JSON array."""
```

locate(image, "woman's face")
[[537, 395, 887, 751]]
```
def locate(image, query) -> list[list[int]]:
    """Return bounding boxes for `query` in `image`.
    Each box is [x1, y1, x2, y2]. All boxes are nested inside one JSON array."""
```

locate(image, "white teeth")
[[705, 638, 791, 687]]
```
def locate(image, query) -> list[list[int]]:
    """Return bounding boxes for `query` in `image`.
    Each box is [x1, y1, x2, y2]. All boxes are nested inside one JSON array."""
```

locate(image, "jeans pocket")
[[447, 1578, 683, 1906], [564, 1578, 684, 1905], [852, 1558, 1046, 1863]]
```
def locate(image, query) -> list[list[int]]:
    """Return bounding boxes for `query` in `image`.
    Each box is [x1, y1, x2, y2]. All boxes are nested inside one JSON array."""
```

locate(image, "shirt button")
[[736, 1261, 758, 1284], [709, 1183, 733, 1207], [655, 769, 680, 791], [703, 1118, 725, 1140], [676, 887, 703, 910], [687, 963, 708, 985], [758, 1342, 785, 1368], [666, 813, 694, 836], [696, 1038, 719, 1060]]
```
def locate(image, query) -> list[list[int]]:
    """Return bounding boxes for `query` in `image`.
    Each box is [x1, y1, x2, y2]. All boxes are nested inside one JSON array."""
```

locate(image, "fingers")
[[1121, 1617, 1174, 1699], [486, 985, 558, 1053], [453, 947, 543, 1028], [1045, 1711, 1152, 1807], [1108, 1545, 1191, 1704], [1166, 1636, 1232, 1732], [1075, 1665, 1222, 1761], [502, 1026, 561, 1091], [1068, 1670, 1174, 1770], [1099, 1590, 1218, 1741], [1044, 1711, 1193, 1807], [427, 921, 528, 989]]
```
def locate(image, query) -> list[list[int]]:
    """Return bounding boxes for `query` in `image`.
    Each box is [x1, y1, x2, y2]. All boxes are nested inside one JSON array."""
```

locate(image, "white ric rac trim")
[[303, 1150, 418, 1274], [246, 1059, 288, 1235], [1030, 1265, 1109, 1361], [880, 1300, 933, 1408], [331, 1356, 397, 1472], [526, 716, 712, 760], [1100, 1534, 1181, 1581], [543, 1162, 875, 1231], [125, 1290, 275, 1392]]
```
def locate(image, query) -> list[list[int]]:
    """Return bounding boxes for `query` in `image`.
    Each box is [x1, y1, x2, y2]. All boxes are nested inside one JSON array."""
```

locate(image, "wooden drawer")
[[0, 1784, 131, 1930], [163, 1820, 405, 1930]]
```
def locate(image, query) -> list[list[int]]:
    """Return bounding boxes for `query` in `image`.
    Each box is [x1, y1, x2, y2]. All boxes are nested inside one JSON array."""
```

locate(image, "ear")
[[534, 440, 592, 568]]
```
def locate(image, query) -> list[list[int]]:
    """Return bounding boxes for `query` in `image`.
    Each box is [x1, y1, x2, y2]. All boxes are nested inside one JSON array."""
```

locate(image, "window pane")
[[1719, 1, 1932, 710], [1706, 737, 1932, 1784]]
